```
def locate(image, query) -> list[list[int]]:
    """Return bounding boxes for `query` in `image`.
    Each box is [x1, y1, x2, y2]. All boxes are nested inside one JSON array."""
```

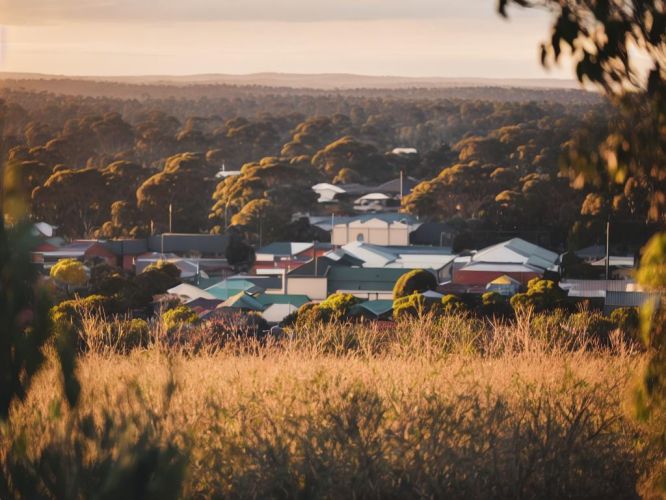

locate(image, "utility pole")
[[314, 240, 318, 277], [259, 217, 263, 249], [399, 170, 404, 200], [605, 219, 610, 281]]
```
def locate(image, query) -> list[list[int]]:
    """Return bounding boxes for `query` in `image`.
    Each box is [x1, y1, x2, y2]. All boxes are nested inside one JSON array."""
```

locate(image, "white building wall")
[[286, 277, 328, 300]]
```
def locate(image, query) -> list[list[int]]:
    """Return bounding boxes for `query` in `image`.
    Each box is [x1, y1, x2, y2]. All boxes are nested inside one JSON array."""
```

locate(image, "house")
[[312, 177, 419, 205], [282, 256, 336, 300], [604, 291, 660, 315], [312, 183, 347, 203], [167, 283, 216, 303], [326, 267, 409, 300], [332, 215, 417, 246], [206, 278, 265, 300], [254, 242, 333, 272], [219, 291, 265, 312], [262, 303, 299, 324], [559, 279, 641, 299], [147, 233, 228, 257], [485, 275, 523, 296], [350, 300, 394, 320], [452, 238, 560, 288], [135, 253, 200, 279], [39, 240, 117, 268], [328, 241, 456, 283]]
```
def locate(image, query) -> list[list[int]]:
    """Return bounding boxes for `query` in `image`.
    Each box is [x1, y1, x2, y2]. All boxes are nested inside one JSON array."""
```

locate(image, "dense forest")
[[0, 79, 656, 251]]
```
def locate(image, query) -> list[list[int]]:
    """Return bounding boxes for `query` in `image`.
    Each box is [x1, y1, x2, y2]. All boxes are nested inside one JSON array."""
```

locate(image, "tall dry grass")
[[2, 312, 657, 498]]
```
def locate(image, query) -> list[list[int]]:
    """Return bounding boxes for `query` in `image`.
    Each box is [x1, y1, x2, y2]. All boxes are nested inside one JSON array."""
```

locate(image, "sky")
[[0, 0, 573, 79]]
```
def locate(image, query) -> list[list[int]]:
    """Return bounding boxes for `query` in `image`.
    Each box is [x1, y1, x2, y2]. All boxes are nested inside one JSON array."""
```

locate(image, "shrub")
[[50, 258, 87, 292], [393, 269, 438, 300], [441, 294, 466, 314], [610, 307, 640, 337], [119, 318, 151, 350], [51, 294, 114, 325], [480, 291, 512, 317], [319, 293, 362, 317], [569, 312, 617, 346], [163, 305, 199, 331], [510, 278, 566, 312]]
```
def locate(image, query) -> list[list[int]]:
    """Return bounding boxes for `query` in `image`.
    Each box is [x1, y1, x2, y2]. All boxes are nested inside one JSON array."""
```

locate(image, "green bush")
[[319, 293, 362, 316], [480, 291, 512, 317], [51, 295, 114, 325], [510, 278, 566, 312], [610, 307, 640, 337], [163, 306, 199, 331], [441, 294, 466, 314], [393, 269, 438, 300]]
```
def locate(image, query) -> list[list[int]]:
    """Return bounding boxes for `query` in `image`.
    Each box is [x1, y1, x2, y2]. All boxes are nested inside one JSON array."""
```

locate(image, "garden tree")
[[480, 291, 512, 317], [393, 292, 444, 319], [162, 305, 199, 331], [210, 156, 320, 238], [101, 160, 150, 203], [510, 278, 566, 313], [403, 162, 498, 220], [23, 122, 51, 148], [318, 292, 362, 318], [90, 112, 134, 155], [455, 136, 508, 164], [230, 199, 290, 245], [98, 200, 146, 238], [441, 294, 467, 315], [137, 152, 215, 233], [32, 167, 109, 237], [50, 259, 88, 294], [393, 269, 438, 300], [224, 228, 256, 272], [281, 116, 352, 157], [1, 163, 79, 419], [311, 136, 391, 183], [14, 160, 52, 195], [135, 112, 180, 164], [498, 2, 665, 489], [131, 261, 182, 308]]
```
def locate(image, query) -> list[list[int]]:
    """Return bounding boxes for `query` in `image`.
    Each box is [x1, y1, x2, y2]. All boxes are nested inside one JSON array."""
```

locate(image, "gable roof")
[[255, 294, 310, 308], [327, 267, 408, 293], [147, 233, 228, 254], [205, 279, 263, 299], [256, 242, 314, 258], [471, 238, 559, 271], [334, 241, 455, 270], [353, 300, 394, 317], [219, 291, 265, 311], [488, 274, 522, 286], [168, 283, 216, 302]]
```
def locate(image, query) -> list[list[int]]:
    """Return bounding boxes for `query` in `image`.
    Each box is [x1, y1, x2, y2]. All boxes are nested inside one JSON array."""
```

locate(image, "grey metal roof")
[[147, 233, 228, 255]]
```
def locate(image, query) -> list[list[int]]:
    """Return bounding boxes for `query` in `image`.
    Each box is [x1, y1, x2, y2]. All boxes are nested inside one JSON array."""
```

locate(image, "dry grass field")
[[2, 312, 658, 498]]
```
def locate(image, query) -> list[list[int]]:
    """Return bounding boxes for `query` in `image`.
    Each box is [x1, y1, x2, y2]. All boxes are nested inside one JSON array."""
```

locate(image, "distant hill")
[[0, 72, 598, 104], [0, 71, 581, 90]]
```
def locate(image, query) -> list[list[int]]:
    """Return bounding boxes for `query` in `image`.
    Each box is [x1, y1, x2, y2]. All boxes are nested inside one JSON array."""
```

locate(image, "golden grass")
[[2, 313, 656, 498]]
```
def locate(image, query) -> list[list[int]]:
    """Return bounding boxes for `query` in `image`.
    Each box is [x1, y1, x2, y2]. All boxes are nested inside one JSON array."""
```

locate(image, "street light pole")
[[168, 203, 173, 233]]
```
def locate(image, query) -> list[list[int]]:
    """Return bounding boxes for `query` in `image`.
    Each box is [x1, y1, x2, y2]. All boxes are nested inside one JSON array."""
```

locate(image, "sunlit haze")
[[0, 0, 572, 79]]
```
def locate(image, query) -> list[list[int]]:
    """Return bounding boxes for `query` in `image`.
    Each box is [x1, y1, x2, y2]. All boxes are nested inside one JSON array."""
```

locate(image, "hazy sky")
[[0, 0, 572, 79]]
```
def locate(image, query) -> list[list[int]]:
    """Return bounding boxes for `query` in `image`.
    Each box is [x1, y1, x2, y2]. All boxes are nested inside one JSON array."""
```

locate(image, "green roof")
[[205, 279, 261, 300], [327, 267, 408, 293], [255, 294, 310, 308], [220, 291, 265, 311], [354, 300, 394, 317]]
